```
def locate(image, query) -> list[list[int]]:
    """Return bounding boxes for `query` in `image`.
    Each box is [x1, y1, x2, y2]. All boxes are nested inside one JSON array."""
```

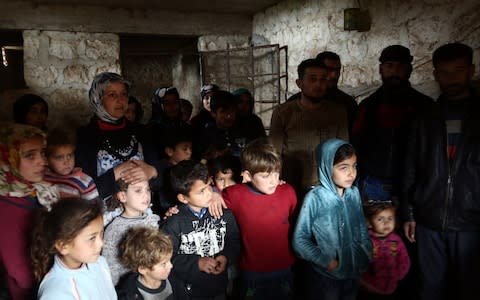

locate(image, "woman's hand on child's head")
[[198, 257, 218, 274], [208, 192, 227, 219], [326, 259, 338, 272], [212, 255, 227, 275], [163, 205, 179, 220], [118, 160, 156, 184]]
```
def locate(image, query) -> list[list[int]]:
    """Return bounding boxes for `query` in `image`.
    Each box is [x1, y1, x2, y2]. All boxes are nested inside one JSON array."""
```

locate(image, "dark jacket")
[[401, 90, 480, 231], [76, 117, 160, 200], [352, 86, 433, 184], [161, 205, 241, 299], [116, 272, 173, 300]]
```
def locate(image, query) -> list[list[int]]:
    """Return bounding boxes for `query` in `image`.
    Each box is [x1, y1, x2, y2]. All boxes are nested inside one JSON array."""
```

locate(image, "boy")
[[154, 127, 193, 215], [44, 128, 99, 200], [221, 138, 297, 299], [117, 226, 174, 300], [161, 160, 241, 299], [207, 154, 242, 192]]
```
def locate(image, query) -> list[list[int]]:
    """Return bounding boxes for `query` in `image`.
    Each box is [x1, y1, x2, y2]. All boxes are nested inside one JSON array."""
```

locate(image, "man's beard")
[[382, 76, 409, 90], [304, 93, 325, 103]]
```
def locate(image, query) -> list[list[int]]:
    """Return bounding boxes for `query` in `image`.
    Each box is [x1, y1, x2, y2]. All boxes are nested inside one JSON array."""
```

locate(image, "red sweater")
[[0, 195, 38, 300], [222, 183, 297, 272], [360, 230, 411, 295]]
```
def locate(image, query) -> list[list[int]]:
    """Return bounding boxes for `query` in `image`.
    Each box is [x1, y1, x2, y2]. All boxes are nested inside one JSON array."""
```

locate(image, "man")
[[402, 42, 480, 300], [352, 45, 433, 202], [269, 58, 348, 196], [289, 51, 357, 133]]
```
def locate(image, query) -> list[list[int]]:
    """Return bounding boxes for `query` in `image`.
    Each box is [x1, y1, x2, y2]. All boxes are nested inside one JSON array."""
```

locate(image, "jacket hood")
[[315, 138, 350, 195]]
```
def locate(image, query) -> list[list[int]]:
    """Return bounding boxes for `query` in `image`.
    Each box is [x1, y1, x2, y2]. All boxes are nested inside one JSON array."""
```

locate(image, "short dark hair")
[[432, 42, 473, 68], [13, 94, 48, 124], [163, 127, 193, 150], [333, 144, 356, 165], [210, 90, 237, 113], [170, 160, 209, 195], [363, 201, 395, 222], [316, 51, 341, 63], [208, 154, 242, 184], [297, 58, 327, 79], [46, 128, 75, 157]]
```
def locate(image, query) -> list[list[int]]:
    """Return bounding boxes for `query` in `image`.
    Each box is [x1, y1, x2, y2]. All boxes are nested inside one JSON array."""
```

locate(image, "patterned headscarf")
[[0, 123, 58, 210], [89, 72, 130, 124]]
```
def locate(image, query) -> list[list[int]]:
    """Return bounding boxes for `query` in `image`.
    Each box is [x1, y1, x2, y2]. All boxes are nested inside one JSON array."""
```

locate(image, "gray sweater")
[[103, 213, 160, 285]]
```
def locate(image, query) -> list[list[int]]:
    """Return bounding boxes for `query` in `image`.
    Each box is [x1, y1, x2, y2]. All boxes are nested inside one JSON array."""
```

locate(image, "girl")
[[293, 138, 372, 300], [0, 123, 58, 300], [358, 201, 410, 299], [13, 93, 49, 131], [31, 197, 116, 299], [103, 179, 160, 285]]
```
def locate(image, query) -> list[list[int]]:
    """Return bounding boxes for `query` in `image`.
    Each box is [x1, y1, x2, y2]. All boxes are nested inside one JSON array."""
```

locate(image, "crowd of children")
[[2, 59, 428, 300]]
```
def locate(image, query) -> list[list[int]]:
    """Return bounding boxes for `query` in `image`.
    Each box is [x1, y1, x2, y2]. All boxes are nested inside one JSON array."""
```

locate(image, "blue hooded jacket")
[[293, 138, 372, 279]]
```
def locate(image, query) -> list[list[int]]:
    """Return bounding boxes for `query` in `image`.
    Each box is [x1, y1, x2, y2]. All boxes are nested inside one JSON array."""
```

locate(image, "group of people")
[[0, 40, 478, 300]]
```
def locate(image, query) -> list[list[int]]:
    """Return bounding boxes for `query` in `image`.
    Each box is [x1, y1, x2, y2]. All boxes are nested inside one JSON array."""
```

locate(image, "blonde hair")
[[120, 226, 173, 271]]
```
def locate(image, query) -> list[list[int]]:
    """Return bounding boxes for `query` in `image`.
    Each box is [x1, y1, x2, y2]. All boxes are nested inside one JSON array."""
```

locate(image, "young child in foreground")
[[161, 160, 241, 299], [358, 201, 410, 299], [103, 178, 160, 285], [221, 138, 297, 299], [44, 128, 99, 200], [116, 226, 174, 300], [293, 139, 372, 300], [31, 198, 116, 299]]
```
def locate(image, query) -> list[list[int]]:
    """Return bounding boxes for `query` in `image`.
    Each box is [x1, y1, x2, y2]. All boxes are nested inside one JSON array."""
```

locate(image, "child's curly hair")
[[119, 226, 173, 271]]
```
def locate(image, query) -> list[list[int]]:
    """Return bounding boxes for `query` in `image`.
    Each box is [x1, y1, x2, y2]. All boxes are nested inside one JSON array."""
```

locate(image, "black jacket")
[[116, 272, 173, 300], [401, 90, 480, 231], [353, 86, 433, 185]]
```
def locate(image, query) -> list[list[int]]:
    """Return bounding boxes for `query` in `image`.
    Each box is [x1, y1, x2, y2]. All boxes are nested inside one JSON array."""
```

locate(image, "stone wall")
[[253, 0, 480, 101], [0, 30, 120, 131]]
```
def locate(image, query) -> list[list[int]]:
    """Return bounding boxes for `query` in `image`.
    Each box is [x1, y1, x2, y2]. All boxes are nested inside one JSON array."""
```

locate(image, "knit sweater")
[[360, 230, 410, 295], [44, 167, 99, 200], [37, 255, 117, 300], [269, 98, 348, 191], [222, 183, 297, 272], [103, 213, 160, 285]]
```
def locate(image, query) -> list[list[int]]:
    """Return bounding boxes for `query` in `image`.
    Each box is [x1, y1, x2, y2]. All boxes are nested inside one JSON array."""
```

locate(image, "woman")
[[75, 72, 159, 202], [13, 93, 49, 131], [0, 123, 59, 299]]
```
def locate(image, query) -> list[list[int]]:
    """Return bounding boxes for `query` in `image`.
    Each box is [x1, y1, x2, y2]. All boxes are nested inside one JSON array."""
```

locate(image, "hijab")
[[89, 72, 130, 124], [0, 123, 58, 210]]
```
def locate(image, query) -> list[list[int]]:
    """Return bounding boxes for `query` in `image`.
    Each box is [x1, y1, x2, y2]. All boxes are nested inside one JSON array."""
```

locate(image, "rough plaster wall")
[[122, 55, 173, 123], [253, 0, 480, 101], [0, 30, 120, 131], [172, 54, 202, 115]]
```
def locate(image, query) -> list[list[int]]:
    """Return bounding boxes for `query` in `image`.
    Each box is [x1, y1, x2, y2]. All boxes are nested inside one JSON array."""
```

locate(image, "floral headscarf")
[[89, 72, 130, 124], [0, 122, 58, 210]]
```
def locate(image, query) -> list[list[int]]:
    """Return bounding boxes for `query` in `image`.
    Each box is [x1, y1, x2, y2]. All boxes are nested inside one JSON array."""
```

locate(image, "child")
[[358, 201, 410, 299], [44, 128, 99, 201], [13, 93, 49, 131], [161, 160, 241, 299], [31, 198, 116, 299], [221, 138, 297, 299], [103, 179, 161, 285], [207, 154, 242, 192], [293, 138, 372, 300], [154, 127, 193, 215], [117, 226, 174, 300]]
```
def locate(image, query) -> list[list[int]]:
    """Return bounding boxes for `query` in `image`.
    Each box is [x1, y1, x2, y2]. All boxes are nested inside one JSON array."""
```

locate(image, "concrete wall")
[[0, 30, 120, 131], [253, 0, 480, 100]]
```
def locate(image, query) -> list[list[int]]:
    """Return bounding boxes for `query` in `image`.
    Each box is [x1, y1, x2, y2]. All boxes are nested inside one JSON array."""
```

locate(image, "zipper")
[[441, 122, 451, 231]]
